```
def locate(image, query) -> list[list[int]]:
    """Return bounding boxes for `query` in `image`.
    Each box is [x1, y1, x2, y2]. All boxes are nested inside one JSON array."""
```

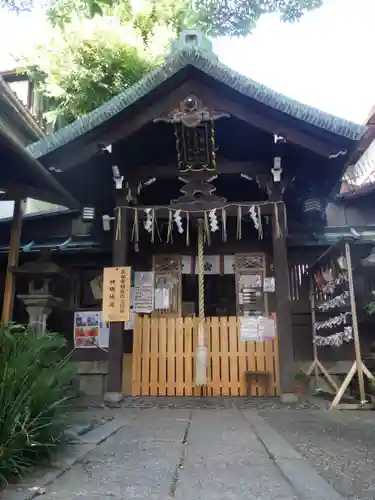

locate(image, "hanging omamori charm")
[[195, 218, 208, 386]]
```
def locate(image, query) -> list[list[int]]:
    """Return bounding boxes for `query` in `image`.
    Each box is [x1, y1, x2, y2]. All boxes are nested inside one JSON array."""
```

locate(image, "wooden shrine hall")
[[3, 30, 368, 402]]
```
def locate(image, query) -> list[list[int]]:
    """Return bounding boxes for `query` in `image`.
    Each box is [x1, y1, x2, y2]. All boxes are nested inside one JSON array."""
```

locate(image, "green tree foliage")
[[13, 0, 323, 124], [17, 17, 170, 124], [0, 324, 76, 486], [192, 0, 323, 37], [3, 0, 323, 37]]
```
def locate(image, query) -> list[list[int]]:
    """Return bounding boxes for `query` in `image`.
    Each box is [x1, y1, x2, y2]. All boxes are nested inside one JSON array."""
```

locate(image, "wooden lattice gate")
[[131, 315, 280, 396]]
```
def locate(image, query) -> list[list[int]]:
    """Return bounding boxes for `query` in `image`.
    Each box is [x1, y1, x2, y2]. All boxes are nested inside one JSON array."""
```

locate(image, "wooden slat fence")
[[132, 315, 280, 397]]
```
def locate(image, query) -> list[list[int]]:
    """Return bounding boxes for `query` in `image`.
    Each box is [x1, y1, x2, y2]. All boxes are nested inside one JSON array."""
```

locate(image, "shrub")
[[0, 324, 76, 487]]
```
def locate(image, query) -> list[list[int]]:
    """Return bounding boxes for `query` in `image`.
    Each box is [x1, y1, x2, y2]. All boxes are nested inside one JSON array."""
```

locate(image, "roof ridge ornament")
[[170, 29, 216, 58]]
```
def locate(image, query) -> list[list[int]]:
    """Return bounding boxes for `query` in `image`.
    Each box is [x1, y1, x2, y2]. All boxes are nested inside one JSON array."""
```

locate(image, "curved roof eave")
[[27, 47, 367, 161]]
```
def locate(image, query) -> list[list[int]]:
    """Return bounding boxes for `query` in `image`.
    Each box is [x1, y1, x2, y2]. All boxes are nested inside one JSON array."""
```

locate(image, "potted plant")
[[294, 371, 310, 396]]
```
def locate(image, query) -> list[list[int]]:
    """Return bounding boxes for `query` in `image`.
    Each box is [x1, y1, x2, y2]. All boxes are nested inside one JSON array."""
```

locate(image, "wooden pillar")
[[2, 198, 26, 323], [271, 200, 297, 402], [104, 204, 128, 403]]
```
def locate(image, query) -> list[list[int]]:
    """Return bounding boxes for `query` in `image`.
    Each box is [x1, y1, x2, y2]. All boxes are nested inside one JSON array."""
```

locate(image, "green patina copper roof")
[[27, 31, 366, 160]]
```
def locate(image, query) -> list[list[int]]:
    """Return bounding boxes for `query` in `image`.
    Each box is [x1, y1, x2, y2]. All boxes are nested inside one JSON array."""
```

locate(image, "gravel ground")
[[259, 403, 375, 500]]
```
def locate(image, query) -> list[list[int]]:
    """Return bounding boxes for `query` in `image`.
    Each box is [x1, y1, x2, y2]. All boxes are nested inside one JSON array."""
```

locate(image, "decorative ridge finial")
[[170, 29, 217, 59]]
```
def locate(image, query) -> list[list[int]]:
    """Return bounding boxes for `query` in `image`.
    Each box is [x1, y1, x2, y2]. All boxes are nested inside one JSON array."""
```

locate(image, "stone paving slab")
[[41, 437, 181, 499], [188, 409, 264, 448], [1, 403, 348, 500], [175, 462, 299, 500]]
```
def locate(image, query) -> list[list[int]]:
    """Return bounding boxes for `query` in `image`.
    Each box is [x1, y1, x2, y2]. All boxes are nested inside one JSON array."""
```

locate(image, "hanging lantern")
[[154, 95, 229, 172]]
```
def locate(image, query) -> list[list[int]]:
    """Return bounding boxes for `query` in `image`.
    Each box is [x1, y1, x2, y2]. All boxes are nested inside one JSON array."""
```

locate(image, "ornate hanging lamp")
[[155, 95, 229, 172]]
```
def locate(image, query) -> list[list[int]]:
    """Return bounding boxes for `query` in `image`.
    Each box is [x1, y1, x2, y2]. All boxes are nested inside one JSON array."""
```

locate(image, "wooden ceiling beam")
[[123, 160, 270, 180], [189, 81, 345, 159], [0, 184, 72, 207]]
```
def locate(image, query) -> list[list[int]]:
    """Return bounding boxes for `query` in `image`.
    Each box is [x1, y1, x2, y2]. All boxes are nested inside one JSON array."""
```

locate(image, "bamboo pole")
[[345, 241, 366, 403]]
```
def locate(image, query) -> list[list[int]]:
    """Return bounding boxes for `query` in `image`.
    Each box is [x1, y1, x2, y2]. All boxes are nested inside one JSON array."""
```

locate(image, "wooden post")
[[310, 280, 319, 390], [104, 205, 128, 403], [2, 198, 26, 322], [345, 241, 366, 403], [272, 201, 297, 402]]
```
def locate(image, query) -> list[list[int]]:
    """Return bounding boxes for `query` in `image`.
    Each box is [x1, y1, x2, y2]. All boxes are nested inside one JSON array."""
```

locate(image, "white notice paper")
[[239, 317, 259, 341], [263, 277, 275, 293], [134, 271, 154, 313]]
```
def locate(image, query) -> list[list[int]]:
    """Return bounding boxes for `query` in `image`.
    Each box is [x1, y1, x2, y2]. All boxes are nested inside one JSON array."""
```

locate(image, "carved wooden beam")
[[122, 160, 270, 180]]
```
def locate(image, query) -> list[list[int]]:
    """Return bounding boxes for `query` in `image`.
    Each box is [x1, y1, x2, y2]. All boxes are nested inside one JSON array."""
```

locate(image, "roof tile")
[[27, 47, 366, 159]]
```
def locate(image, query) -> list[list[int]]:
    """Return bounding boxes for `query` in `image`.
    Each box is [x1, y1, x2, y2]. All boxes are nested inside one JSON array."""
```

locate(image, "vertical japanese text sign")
[[102, 267, 131, 322]]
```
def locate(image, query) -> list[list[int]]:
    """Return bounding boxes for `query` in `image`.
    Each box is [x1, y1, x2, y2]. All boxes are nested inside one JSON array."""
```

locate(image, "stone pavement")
[[19, 403, 345, 500]]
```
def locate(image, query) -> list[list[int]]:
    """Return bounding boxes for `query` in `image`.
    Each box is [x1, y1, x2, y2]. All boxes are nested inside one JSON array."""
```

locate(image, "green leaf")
[[0, 324, 76, 486]]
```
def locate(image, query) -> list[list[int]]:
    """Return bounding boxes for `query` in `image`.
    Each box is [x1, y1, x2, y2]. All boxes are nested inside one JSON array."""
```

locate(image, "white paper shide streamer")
[[249, 205, 259, 230], [173, 210, 184, 234], [315, 312, 352, 330], [314, 326, 353, 347], [144, 208, 153, 233], [208, 209, 219, 232], [317, 291, 349, 311]]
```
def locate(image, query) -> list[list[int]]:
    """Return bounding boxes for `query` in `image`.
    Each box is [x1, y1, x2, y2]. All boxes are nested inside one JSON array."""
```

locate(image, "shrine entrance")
[[131, 315, 280, 397], [129, 253, 280, 397]]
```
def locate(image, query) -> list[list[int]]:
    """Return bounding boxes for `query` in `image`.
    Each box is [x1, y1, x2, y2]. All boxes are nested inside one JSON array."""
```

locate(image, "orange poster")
[[102, 266, 131, 322]]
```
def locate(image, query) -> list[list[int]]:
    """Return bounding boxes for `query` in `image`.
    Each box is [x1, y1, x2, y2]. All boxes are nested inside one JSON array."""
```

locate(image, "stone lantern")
[[14, 256, 66, 335]]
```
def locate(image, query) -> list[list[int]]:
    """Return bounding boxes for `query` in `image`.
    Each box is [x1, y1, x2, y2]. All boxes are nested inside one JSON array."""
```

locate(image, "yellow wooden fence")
[[131, 315, 280, 397]]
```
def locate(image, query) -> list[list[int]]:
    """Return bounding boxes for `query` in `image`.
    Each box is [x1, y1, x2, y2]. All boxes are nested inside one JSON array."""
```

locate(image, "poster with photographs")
[[74, 311, 110, 348]]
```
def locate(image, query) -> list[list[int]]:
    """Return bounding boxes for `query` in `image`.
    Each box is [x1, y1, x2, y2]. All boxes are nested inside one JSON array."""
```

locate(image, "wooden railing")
[[132, 315, 280, 397]]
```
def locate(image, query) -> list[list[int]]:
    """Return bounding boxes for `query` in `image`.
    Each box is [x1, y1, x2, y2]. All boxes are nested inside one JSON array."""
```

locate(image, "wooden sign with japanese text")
[[102, 266, 131, 322]]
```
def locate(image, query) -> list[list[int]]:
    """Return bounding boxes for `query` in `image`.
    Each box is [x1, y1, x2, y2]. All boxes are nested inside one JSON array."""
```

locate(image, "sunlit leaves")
[[16, 16, 170, 124]]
